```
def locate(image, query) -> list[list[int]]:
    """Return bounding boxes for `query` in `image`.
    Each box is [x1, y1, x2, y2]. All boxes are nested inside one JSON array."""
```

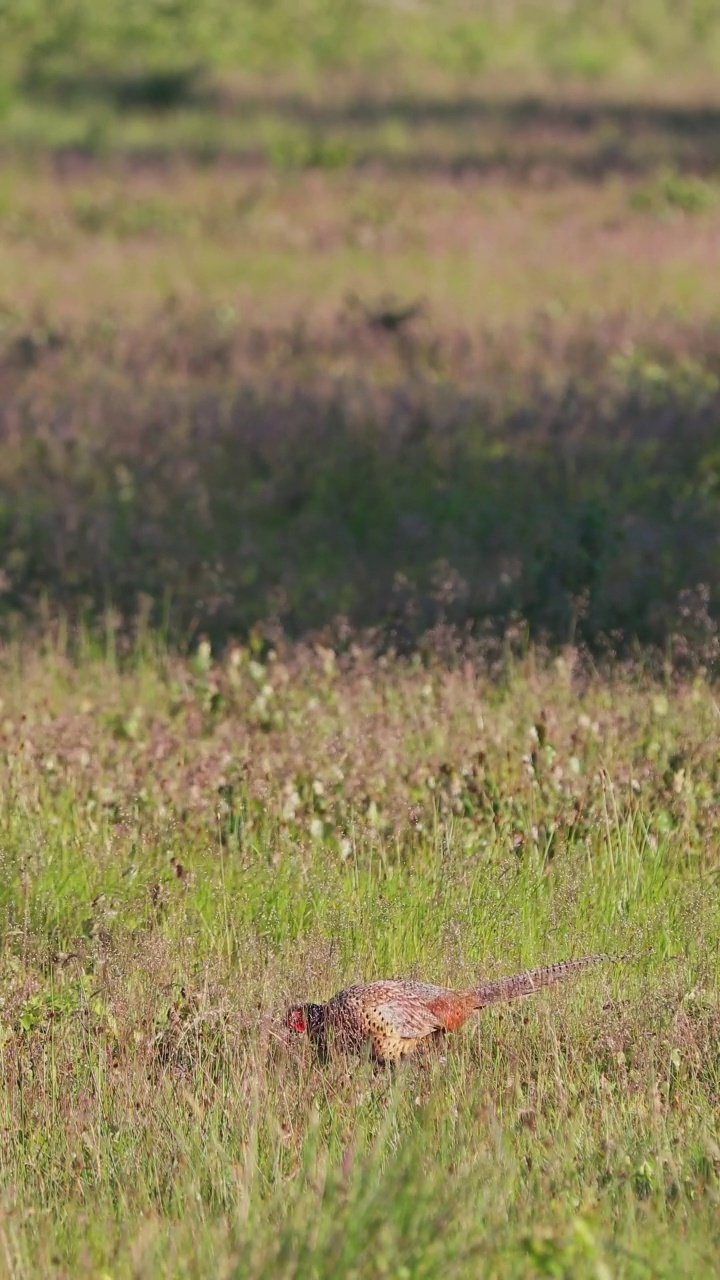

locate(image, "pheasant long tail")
[[473, 954, 617, 1009]]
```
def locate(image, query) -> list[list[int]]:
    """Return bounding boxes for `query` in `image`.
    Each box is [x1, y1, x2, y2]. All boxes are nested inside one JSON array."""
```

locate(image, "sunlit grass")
[[1, 6, 720, 1273], [0, 635, 719, 1275]]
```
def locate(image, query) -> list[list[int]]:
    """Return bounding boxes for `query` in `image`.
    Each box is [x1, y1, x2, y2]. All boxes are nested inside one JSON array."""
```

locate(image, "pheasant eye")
[[288, 1008, 306, 1033]]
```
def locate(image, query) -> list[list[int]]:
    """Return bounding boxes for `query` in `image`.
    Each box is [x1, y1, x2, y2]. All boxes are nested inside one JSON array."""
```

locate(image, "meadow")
[[1, 2, 720, 1276]]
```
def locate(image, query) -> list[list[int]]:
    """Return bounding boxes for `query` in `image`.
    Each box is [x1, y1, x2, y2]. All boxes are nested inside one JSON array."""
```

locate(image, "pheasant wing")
[[373, 997, 443, 1039]]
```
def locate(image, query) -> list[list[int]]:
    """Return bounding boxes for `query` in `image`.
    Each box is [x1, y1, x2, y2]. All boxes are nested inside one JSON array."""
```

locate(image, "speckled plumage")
[[286, 955, 615, 1065]]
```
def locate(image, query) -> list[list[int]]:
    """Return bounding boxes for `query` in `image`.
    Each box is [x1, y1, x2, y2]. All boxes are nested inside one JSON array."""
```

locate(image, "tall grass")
[[0, 635, 718, 1275], [2, 308, 720, 651]]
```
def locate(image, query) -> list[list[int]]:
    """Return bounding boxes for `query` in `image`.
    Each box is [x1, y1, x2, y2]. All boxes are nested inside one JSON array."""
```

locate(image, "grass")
[[4, 0, 720, 164], [0, 636, 719, 1277], [3, 45, 720, 661], [5, 0, 720, 92], [2, 2, 720, 1274], [2, 305, 720, 649]]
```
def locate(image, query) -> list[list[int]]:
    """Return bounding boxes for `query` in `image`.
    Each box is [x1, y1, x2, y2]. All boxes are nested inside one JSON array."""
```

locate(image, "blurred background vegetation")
[[0, 0, 719, 656], [4, 0, 720, 88], [3, 0, 720, 149]]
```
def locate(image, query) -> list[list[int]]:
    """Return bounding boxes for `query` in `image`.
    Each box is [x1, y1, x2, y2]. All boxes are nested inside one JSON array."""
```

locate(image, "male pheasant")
[[286, 954, 614, 1065]]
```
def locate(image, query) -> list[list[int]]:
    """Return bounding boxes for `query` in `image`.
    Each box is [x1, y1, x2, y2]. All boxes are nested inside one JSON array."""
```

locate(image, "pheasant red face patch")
[[287, 1007, 306, 1033]]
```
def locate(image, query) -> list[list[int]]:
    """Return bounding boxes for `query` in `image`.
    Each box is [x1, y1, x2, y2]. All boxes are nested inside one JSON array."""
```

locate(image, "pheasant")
[[286, 954, 615, 1065]]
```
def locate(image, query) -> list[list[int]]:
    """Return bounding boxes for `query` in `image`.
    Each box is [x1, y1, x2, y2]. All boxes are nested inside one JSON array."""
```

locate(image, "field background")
[[1, 2, 720, 1276]]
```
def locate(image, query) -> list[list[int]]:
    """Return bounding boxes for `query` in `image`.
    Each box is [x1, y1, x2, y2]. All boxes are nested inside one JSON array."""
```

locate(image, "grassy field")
[[1, 2, 720, 1276], [1, 639, 720, 1277]]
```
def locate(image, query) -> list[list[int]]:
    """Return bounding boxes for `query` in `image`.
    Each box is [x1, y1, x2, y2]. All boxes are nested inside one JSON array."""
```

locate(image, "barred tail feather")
[[473, 954, 619, 1009]]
